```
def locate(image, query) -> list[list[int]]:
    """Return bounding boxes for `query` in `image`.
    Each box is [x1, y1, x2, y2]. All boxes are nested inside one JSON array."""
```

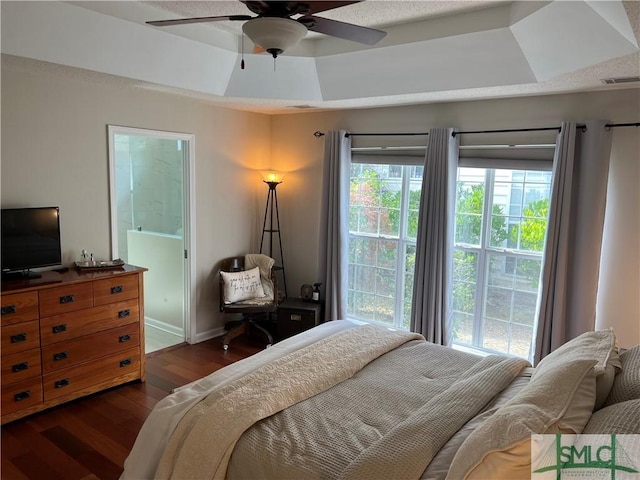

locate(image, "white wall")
[[597, 126, 640, 346], [269, 88, 640, 347], [2, 56, 638, 346], [1, 57, 271, 338]]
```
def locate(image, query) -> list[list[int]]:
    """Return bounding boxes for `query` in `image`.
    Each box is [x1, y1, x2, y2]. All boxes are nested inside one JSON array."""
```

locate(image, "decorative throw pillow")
[[446, 358, 597, 480], [583, 398, 640, 434], [603, 345, 640, 407], [220, 267, 265, 304], [534, 329, 622, 410]]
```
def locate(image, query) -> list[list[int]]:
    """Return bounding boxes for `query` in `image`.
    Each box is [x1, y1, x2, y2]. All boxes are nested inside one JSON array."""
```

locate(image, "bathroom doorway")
[[108, 126, 195, 353]]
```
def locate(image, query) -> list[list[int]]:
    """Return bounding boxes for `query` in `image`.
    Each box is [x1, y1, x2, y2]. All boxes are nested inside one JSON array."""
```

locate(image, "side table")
[[277, 297, 323, 340]]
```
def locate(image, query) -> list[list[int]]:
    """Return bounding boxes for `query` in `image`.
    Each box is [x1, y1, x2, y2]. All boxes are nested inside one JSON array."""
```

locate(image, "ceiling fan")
[[147, 1, 387, 59]]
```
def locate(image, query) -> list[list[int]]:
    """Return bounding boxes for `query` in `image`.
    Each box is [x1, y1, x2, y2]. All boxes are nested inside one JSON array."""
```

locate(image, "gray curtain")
[[534, 120, 613, 364], [410, 128, 459, 344], [318, 130, 351, 322]]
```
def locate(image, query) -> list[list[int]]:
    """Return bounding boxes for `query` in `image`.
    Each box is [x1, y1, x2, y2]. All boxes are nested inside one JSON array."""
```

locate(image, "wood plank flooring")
[[1, 335, 263, 480]]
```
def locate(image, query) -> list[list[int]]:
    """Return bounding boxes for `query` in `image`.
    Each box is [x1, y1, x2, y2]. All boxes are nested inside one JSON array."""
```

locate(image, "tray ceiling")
[[1, 0, 638, 113]]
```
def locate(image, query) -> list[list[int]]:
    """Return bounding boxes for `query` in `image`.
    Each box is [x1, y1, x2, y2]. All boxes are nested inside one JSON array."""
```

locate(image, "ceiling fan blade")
[[147, 15, 252, 27], [301, 16, 386, 45], [241, 1, 360, 17], [304, 1, 362, 15]]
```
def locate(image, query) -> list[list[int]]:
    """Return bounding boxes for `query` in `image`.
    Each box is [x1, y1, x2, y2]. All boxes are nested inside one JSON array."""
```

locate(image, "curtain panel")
[[318, 130, 351, 322], [410, 128, 459, 345], [534, 120, 613, 364]]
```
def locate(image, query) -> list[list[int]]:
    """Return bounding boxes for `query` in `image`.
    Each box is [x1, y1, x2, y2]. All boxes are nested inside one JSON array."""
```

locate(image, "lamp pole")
[[260, 179, 287, 299]]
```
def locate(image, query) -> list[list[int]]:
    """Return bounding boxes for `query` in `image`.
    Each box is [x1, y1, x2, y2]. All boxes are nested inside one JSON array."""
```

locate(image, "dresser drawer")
[[1, 377, 43, 415], [93, 275, 139, 307], [40, 299, 139, 345], [43, 346, 141, 401], [39, 283, 93, 317], [1, 292, 39, 326], [41, 324, 140, 372], [1, 348, 42, 384], [1, 320, 40, 356]]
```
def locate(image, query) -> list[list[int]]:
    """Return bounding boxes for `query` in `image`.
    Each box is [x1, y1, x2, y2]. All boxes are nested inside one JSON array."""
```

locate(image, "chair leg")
[[249, 319, 274, 348], [222, 322, 248, 351]]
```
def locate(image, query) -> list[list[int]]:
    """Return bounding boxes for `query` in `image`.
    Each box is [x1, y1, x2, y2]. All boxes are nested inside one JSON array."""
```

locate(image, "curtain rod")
[[352, 144, 557, 152], [313, 123, 639, 138]]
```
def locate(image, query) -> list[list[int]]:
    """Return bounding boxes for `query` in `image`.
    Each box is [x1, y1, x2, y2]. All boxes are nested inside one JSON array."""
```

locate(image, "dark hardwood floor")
[[1, 335, 263, 480]]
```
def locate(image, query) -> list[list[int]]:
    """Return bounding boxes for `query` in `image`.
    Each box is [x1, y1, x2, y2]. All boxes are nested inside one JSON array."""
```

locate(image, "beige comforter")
[[154, 324, 529, 480], [155, 324, 423, 479]]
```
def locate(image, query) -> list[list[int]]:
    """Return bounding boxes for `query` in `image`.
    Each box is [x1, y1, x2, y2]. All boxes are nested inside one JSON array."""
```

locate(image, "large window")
[[453, 167, 552, 360], [347, 162, 423, 329]]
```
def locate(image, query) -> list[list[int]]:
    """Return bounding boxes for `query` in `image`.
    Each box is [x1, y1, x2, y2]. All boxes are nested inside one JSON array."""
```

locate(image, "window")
[[347, 162, 423, 329], [453, 167, 552, 360]]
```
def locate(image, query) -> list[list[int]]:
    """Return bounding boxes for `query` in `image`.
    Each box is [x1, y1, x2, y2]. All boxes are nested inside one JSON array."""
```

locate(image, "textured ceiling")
[[2, 1, 639, 113], [144, 0, 507, 34]]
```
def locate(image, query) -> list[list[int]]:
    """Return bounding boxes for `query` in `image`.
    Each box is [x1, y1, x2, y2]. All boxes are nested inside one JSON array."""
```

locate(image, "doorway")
[[108, 126, 195, 353]]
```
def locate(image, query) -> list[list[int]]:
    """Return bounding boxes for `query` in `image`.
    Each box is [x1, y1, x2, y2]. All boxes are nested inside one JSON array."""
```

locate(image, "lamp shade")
[[261, 171, 285, 184], [242, 17, 306, 58]]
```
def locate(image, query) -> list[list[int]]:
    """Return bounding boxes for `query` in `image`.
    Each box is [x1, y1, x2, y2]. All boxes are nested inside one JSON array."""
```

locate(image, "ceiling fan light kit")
[[242, 17, 307, 58]]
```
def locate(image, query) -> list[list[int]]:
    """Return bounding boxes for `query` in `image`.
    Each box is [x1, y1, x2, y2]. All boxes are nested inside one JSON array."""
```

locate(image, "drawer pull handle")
[[14, 390, 31, 402], [119, 334, 131, 343], [52, 324, 67, 334], [12, 362, 29, 373], [59, 294, 75, 304], [118, 309, 131, 318], [111, 285, 124, 294], [10, 333, 27, 343], [53, 351, 69, 361], [54, 378, 70, 389], [290, 314, 302, 321], [120, 358, 132, 367], [1, 305, 17, 315]]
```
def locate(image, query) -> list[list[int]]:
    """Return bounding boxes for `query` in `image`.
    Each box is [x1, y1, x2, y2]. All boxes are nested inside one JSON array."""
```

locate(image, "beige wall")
[[597, 126, 640, 346], [1, 59, 271, 337], [2, 57, 639, 346], [270, 89, 640, 347]]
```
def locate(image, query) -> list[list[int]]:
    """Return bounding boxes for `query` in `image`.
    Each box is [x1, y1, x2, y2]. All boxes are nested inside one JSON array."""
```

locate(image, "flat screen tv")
[[1, 206, 62, 279]]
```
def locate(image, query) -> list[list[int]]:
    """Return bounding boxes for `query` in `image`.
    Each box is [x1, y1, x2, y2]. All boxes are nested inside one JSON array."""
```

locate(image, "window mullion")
[[394, 166, 410, 328], [473, 169, 495, 348]]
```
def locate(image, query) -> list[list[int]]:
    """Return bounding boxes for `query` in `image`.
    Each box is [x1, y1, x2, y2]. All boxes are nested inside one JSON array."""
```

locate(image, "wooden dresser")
[[1, 265, 146, 424]]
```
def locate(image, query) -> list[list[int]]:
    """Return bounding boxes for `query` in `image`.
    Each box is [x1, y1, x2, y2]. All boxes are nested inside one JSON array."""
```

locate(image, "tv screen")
[[1, 207, 62, 275]]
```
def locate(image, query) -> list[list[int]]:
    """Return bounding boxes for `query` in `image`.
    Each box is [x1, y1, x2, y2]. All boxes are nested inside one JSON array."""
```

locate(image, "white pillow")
[[603, 345, 640, 407], [446, 358, 597, 480], [220, 267, 265, 304], [534, 329, 622, 409]]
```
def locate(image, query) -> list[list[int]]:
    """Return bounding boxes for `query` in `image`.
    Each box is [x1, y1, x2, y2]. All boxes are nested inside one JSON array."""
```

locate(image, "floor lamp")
[[260, 171, 287, 299]]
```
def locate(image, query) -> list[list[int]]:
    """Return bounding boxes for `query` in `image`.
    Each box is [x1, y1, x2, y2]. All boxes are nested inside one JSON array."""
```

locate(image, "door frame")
[[107, 125, 197, 344]]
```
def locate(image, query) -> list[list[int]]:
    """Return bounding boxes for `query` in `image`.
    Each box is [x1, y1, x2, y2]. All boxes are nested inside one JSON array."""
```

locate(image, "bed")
[[121, 320, 640, 480]]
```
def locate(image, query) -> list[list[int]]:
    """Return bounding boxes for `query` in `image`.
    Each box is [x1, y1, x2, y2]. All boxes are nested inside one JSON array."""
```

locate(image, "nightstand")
[[276, 298, 323, 340]]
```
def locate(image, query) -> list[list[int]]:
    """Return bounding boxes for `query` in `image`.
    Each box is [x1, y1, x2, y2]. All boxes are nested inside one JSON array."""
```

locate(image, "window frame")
[[452, 165, 553, 361], [346, 156, 423, 329]]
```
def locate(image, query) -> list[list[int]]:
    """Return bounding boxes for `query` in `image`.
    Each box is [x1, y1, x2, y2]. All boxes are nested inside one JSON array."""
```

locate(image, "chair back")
[[220, 256, 244, 273], [218, 255, 278, 313]]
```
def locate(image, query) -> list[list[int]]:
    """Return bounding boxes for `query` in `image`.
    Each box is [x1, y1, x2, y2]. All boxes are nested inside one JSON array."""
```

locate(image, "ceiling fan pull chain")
[[273, 57, 276, 72], [241, 33, 245, 70]]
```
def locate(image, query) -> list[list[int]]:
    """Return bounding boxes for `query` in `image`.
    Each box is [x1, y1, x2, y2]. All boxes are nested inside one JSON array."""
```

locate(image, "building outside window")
[[452, 167, 553, 361], [347, 162, 423, 329]]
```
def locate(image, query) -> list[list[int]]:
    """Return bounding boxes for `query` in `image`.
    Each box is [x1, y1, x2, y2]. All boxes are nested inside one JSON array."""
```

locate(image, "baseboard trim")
[[194, 326, 226, 344], [145, 317, 183, 338]]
